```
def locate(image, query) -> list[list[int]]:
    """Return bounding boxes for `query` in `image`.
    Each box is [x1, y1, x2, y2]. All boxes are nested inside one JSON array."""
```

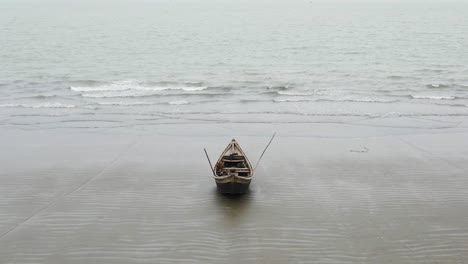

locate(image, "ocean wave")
[[387, 75, 405, 80], [30, 95, 59, 99], [441, 104, 468, 108], [364, 92, 462, 101], [0, 102, 76, 108], [454, 84, 468, 91], [80, 91, 148, 98], [426, 84, 450, 89], [277, 90, 318, 96], [168, 100, 189, 105], [240, 99, 271, 103], [167, 111, 468, 118], [81, 91, 225, 99], [386, 75, 420, 80], [70, 80, 208, 93], [273, 98, 398, 103], [17, 94, 59, 100], [73, 85, 207, 92], [410, 95, 456, 100], [266, 85, 290, 91], [281, 46, 309, 51], [375, 88, 421, 94], [97, 100, 190, 106], [332, 98, 399, 103], [343, 51, 366, 55], [273, 98, 312, 103], [97, 101, 156, 106]]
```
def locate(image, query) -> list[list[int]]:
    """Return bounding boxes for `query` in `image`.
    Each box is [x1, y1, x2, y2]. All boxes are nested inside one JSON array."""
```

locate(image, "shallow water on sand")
[[0, 128, 468, 263]]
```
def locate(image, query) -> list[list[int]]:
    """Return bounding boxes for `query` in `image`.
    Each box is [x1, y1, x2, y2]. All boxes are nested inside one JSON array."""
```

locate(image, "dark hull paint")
[[216, 181, 251, 194]]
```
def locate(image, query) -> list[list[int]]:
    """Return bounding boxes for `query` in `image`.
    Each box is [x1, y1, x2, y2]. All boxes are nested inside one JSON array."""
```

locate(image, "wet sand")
[[1, 121, 468, 263]]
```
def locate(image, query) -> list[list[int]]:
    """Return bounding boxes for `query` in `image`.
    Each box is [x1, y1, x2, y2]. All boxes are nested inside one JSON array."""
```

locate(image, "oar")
[[254, 132, 276, 172], [204, 148, 216, 176]]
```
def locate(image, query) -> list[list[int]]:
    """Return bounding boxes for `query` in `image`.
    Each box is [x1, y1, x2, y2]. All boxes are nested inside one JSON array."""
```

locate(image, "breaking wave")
[[97, 101, 156, 106], [273, 98, 312, 103], [70, 80, 208, 94], [426, 84, 450, 89], [410, 95, 456, 100], [81, 91, 155, 98], [273, 98, 399, 103], [0, 102, 76, 108], [277, 90, 319, 96], [96, 100, 190, 106]]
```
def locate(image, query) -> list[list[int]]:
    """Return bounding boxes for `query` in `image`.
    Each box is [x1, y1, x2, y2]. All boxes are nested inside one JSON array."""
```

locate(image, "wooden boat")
[[213, 139, 253, 194], [204, 134, 275, 195]]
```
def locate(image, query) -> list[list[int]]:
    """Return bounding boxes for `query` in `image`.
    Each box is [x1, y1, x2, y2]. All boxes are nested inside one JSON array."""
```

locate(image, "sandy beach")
[[1, 118, 467, 263]]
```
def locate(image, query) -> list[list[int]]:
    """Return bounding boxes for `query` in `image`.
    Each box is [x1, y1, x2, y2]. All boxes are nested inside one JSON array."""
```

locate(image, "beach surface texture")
[[1, 120, 468, 263]]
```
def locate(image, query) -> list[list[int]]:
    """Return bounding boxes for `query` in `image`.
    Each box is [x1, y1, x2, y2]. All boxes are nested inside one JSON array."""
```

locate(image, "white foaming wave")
[[168, 100, 189, 105], [79, 87, 208, 98], [274, 98, 312, 102], [71, 80, 208, 94], [130, 86, 207, 92], [71, 85, 128, 92], [176, 87, 207, 91], [274, 97, 398, 103], [277, 91, 317, 96], [344, 97, 398, 103], [81, 90, 149, 98], [71, 80, 135, 92], [0, 102, 76, 108], [97, 101, 156, 106], [427, 83, 450, 88], [411, 95, 456, 100]]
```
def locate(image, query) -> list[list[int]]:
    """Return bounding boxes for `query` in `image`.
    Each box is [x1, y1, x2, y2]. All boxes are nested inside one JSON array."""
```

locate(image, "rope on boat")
[[204, 148, 216, 176], [254, 132, 276, 172]]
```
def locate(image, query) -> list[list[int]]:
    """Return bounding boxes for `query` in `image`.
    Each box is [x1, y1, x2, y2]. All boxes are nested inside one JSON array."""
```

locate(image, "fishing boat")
[[212, 139, 253, 194], [204, 134, 275, 194]]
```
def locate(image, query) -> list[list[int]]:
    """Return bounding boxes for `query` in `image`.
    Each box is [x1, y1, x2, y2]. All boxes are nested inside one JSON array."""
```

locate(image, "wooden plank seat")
[[223, 155, 245, 159], [221, 167, 250, 171], [222, 159, 245, 162]]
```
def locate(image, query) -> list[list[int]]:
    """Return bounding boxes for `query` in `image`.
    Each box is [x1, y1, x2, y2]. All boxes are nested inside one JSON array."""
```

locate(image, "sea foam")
[[71, 80, 207, 94], [410, 95, 456, 100], [0, 102, 76, 108]]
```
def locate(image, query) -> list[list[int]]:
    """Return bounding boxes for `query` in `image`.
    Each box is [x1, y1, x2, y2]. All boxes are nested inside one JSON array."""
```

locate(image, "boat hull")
[[215, 181, 251, 194], [211, 139, 254, 195]]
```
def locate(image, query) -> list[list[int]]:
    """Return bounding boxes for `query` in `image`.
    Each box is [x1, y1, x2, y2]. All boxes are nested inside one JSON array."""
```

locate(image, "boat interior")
[[216, 153, 251, 177]]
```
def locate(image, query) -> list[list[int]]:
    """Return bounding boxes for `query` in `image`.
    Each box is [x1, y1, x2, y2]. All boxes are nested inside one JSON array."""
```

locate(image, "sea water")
[[1, 0, 468, 128]]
